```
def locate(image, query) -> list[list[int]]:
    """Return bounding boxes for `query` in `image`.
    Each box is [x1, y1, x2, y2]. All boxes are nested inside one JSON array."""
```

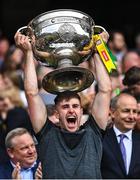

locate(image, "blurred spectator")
[[108, 30, 127, 61], [134, 94, 140, 131], [2, 71, 27, 107], [0, 73, 6, 91], [46, 104, 59, 125], [37, 65, 56, 105], [0, 44, 25, 92], [108, 30, 127, 73], [1, 45, 24, 73], [0, 87, 33, 132], [123, 66, 140, 96], [121, 50, 140, 74], [110, 70, 122, 98], [134, 33, 140, 55], [94, 69, 122, 100], [0, 36, 10, 67], [0, 87, 33, 164], [78, 91, 94, 114]]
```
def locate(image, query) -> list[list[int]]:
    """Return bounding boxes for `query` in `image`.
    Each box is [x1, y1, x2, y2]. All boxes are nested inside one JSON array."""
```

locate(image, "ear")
[[54, 110, 59, 119], [7, 148, 14, 159], [110, 108, 116, 119]]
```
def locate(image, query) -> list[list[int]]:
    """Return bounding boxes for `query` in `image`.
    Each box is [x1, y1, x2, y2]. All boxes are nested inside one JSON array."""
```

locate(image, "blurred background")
[[0, 0, 140, 48]]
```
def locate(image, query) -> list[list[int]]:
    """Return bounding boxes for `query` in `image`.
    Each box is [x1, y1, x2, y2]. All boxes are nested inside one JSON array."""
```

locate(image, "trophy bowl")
[[18, 9, 105, 94]]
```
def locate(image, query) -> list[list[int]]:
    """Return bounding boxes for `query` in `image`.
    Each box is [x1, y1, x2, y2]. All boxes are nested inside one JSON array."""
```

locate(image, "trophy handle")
[[17, 26, 34, 37], [92, 26, 117, 73], [17, 26, 28, 33], [83, 25, 107, 51], [93, 25, 106, 34]]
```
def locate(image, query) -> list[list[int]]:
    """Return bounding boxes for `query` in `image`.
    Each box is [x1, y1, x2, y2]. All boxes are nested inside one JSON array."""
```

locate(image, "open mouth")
[[67, 116, 76, 124]]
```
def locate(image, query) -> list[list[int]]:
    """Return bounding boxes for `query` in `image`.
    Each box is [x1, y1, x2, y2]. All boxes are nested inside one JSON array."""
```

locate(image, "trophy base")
[[42, 66, 94, 94]]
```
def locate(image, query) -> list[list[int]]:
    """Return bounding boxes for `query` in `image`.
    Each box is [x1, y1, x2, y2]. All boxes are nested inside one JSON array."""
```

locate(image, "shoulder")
[[8, 107, 28, 115], [0, 161, 13, 169], [103, 127, 115, 139], [0, 161, 13, 179], [35, 119, 56, 141], [82, 114, 104, 138], [132, 130, 140, 140]]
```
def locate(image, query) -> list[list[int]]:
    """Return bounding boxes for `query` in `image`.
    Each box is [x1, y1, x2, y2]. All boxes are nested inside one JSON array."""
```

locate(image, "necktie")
[[119, 134, 127, 170]]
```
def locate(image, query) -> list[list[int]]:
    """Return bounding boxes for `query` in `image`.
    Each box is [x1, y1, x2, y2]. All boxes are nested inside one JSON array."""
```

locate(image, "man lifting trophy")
[[14, 9, 114, 179]]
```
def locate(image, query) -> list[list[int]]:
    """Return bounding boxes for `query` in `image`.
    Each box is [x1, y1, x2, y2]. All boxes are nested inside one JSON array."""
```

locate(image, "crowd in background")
[[0, 27, 140, 179]]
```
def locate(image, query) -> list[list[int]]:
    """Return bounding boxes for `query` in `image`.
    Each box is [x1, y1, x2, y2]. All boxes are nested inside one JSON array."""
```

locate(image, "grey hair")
[[5, 128, 31, 148], [110, 95, 120, 110], [110, 93, 136, 110]]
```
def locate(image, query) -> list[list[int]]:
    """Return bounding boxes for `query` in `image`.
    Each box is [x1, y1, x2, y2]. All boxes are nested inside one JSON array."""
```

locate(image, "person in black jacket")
[[101, 93, 140, 179]]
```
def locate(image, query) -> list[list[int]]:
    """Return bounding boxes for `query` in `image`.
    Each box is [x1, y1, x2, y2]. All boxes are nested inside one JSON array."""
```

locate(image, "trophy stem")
[[58, 59, 73, 68]]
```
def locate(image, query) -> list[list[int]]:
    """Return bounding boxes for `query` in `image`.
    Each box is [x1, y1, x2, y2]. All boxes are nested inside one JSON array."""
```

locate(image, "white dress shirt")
[[11, 161, 36, 179], [113, 125, 132, 174]]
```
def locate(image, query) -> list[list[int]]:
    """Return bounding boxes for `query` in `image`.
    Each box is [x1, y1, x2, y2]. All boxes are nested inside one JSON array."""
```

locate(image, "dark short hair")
[[110, 95, 120, 110], [46, 104, 56, 116], [54, 91, 81, 105], [134, 93, 140, 103], [123, 66, 140, 86]]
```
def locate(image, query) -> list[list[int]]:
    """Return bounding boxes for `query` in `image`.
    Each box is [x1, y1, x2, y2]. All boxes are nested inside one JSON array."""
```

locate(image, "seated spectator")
[[134, 94, 140, 131], [121, 51, 140, 74], [0, 87, 33, 164], [0, 128, 39, 179], [123, 66, 140, 96], [2, 71, 27, 107], [134, 33, 140, 55], [0, 73, 6, 91], [37, 65, 56, 105], [0, 36, 10, 67], [107, 30, 127, 74], [1, 45, 24, 73], [110, 70, 122, 98], [46, 104, 59, 125]]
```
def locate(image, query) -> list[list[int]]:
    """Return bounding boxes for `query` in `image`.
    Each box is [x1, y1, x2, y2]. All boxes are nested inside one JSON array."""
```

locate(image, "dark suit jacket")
[[101, 128, 140, 179], [0, 160, 39, 179]]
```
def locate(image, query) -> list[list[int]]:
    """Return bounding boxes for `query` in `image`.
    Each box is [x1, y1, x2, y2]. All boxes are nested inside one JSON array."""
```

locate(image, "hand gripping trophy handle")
[[17, 26, 52, 66], [17, 26, 34, 44], [84, 25, 117, 73], [17, 26, 33, 34], [93, 25, 117, 73]]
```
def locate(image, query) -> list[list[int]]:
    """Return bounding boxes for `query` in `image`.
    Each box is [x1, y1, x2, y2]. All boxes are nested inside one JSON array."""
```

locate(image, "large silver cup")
[[18, 9, 106, 94]]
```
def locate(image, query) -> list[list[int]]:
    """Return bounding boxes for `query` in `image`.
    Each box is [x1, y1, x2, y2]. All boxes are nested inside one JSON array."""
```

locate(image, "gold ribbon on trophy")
[[84, 34, 117, 73]]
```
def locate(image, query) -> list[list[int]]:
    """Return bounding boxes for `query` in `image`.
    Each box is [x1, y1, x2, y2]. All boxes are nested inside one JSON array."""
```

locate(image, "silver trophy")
[[18, 9, 106, 94]]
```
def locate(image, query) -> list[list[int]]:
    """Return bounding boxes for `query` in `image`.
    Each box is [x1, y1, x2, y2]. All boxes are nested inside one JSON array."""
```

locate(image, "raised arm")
[[91, 32, 112, 130], [14, 32, 47, 133]]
